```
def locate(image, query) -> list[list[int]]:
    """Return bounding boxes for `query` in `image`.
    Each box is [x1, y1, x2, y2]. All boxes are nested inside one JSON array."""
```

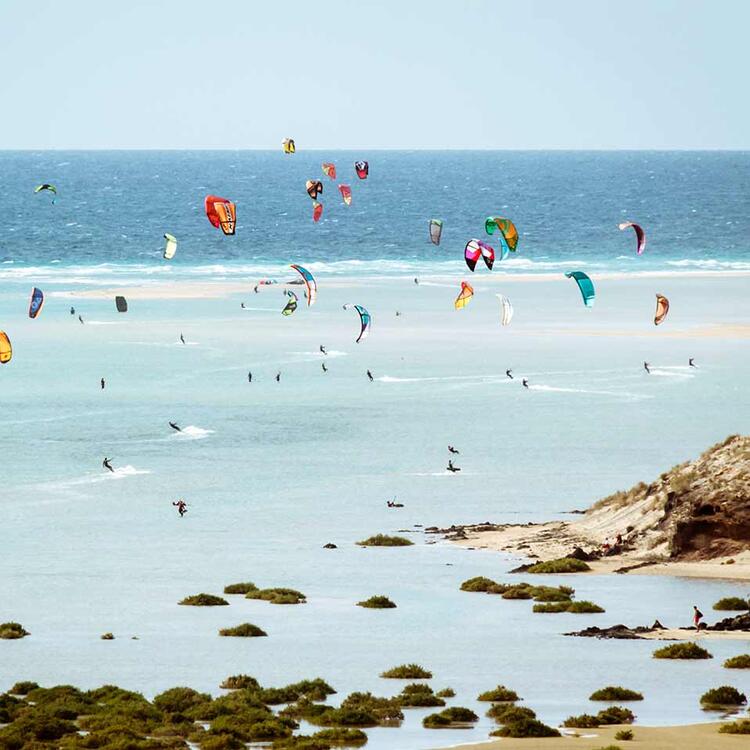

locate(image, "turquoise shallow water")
[[1, 152, 750, 748]]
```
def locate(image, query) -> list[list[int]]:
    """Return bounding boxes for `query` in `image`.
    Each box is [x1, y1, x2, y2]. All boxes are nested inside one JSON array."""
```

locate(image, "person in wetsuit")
[[643, 361, 651, 374], [506, 369, 513, 379], [102, 457, 114, 473], [172, 499, 188, 517], [522, 379, 529, 389], [169, 421, 181, 432], [320, 345, 327, 355], [448, 446, 459, 454], [322, 363, 328, 373], [689, 358, 696, 368], [447, 459, 461, 473], [367, 370, 374, 382]]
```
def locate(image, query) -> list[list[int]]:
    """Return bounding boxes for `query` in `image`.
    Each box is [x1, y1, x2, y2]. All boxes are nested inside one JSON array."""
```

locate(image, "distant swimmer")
[[172, 499, 188, 518], [322, 363, 328, 373], [320, 345, 327, 355], [100, 378, 105, 390], [522, 379, 529, 389], [689, 358, 696, 367], [643, 361, 651, 374], [180, 333, 185, 345], [70, 306, 75, 315], [248, 371, 252, 382], [506, 369, 513, 379], [276, 371, 281, 382], [367, 369, 374, 382], [78, 315, 84, 324], [169, 421, 181, 432], [102, 457, 114, 473], [448, 446, 460, 454], [447, 460, 461, 473]]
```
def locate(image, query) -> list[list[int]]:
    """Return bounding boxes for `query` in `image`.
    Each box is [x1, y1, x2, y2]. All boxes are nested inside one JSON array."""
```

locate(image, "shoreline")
[[439, 722, 749, 750]]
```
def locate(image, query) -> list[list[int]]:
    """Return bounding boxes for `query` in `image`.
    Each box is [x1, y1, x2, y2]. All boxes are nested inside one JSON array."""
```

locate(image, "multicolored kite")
[[339, 185, 352, 205], [322, 163, 337, 179], [565, 271, 595, 307], [464, 239, 495, 271], [282, 138, 296, 154], [290, 264, 317, 306], [619, 221, 646, 255], [312, 201, 323, 223], [282, 291, 298, 316], [354, 161, 369, 179], [306, 180, 323, 200], [163, 233, 177, 260], [429, 219, 443, 246], [654, 294, 669, 325], [29, 287, 44, 319], [0, 332, 12, 364], [204, 195, 236, 235], [485, 217, 519, 254], [343, 304, 371, 343], [454, 281, 474, 310]]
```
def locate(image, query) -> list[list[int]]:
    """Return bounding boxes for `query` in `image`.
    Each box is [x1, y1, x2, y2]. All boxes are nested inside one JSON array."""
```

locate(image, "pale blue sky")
[[0, 0, 747, 149]]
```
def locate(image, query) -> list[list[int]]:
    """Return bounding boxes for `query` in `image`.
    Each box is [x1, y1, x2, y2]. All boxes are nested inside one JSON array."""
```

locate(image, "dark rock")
[[565, 624, 657, 640], [323, 543, 337, 549], [707, 612, 750, 632]]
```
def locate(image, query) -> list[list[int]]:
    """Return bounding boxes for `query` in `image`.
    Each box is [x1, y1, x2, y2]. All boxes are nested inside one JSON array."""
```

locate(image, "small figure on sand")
[[169, 421, 181, 432], [447, 459, 461, 473], [367, 370, 374, 382], [100, 378, 105, 390], [448, 446, 459, 454], [643, 361, 651, 374], [102, 457, 114, 473], [180, 333, 185, 345], [78, 315, 84, 325], [693, 605, 704, 630], [320, 345, 327, 355], [70, 306, 75, 315], [322, 363, 328, 373], [522, 378, 529, 389], [689, 358, 696, 367], [506, 369, 513, 379], [276, 371, 281, 382], [172, 499, 188, 517]]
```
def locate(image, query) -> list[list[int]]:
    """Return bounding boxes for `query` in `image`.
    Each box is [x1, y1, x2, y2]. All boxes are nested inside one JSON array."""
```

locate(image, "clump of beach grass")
[[357, 595, 396, 609], [0, 622, 29, 639], [477, 685, 519, 702], [357, 534, 413, 547], [720, 719, 750, 734], [179, 593, 229, 606], [713, 597, 749, 611], [380, 664, 431, 679], [219, 623, 267, 637], [564, 706, 635, 727], [396, 684, 445, 708], [422, 707, 477, 728], [589, 686, 643, 701], [100, 632, 115, 640], [533, 602, 572, 613], [312, 727, 368, 745], [487, 704, 536, 723], [699, 685, 747, 707], [224, 582, 258, 595], [245, 588, 306, 605], [220, 675, 261, 690], [615, 729, 634, 740], [259, 679, 335, 704], [724, 655, 750, 669], [491, 718, 560, 738], [653, 642, 712, 659], [9, 681, 39, 695], [435, 687, 455, 698], [501, 587, 534, 600], [525, 558, 590, 574]]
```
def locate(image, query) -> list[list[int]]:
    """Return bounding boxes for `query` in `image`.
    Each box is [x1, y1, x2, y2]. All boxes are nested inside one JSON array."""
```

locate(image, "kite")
[[339, 185, 352, 205], [654, 293, 669, 325], [565, 271, 595, 307], [429, 219, 443, 246], [28, 287, 44, 319], [313, 201, 323, 223], [322, 163, 337, 179], [343, 303, 371, 343], [115, 296, 128, 313], [485, 217, 519, 254], [204, 195, 236, 235], [34, 184, 57, 195], [619, 221, 646, 255], [464, 239, 495, 271], [306, 180, 323, 200], [282, 291, 298, 316], [0, 332, 12, 363], [163, 233, 177, 260], [496, 294, 513, 326], [454, 281, 474, 310], [282, 138, 296, 154], [355, 161, 369, 179], [290, 264, 317, 306]]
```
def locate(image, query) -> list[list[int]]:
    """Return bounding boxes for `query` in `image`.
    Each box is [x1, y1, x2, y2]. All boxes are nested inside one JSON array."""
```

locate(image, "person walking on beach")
[[522, 378, 529, 389], [100, 378, 105, 390], [643, 361, 651, 374], [102, 457, 114, 473], [506, 369, 513, 379], [173, 499, 188, 517], [367, 370, 374, 382], [693, 605, 704, 630], [180, 333, 185, 345]]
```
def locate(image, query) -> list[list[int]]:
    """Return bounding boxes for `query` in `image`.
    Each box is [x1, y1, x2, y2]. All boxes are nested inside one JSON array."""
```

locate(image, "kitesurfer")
[[169, 422, 181, 432], [693, 605, 704, 629], [241, 302, 246, 309], [522, 379, 529, 389], [367, 370, 374, 382], [506, 369, 513, 379], [448, 446, 459, 454], [180, 333, 185, 345], [414, 278, 419, 285], [254, 285, 259, 293], [322, 363, 328, 373], [447, 460, 461, 473], [396, 311, 401, 316], [78, 315, 84, 325], [276, 372, 281, 382], [102, 457, 114, 473], [70, 306, 75, 315], [173, 499, 188, 517], [643, 361, 651, 374], [387, 497, 404, 508], [689, 358, 696, 368], [100, 378, 105, 390], [320, 345, 327, 355]]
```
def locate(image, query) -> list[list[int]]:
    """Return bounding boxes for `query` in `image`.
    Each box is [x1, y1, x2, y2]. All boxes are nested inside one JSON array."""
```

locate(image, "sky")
[[0, 0, 747, 149]]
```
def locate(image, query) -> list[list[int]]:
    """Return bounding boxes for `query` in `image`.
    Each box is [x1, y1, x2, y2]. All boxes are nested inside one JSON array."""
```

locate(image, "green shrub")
[[615, 729, 634, 741], [397, 691, 444, 708], [460, 576, 497, 592], [422, 713, 451, 728], [0, 622, 29, 639], [379, 664, 431, 679], [533, 602, 570, 613], [434, 688, 455, 698], [487, 704, 536, 723], [422, 707, 477, 727], [356, 535, 413, 547], [245, 588, 306, 605], [713, 597, 749, 611], [501, 587, 533, 600], [312, 727, 368, 745], [566, 601, 605, 613], [219, 623, 267, 637], [338, 692, 402, 725], [720, 719, 750, 734], [224, 582, 258, 595], [210, 713, 293, 741], [0, 693, 24, 723], [259, 679, 335, 705], [9, 680, 39, 695], [724, 655, 750, 669], [179, 593, 229, 606], [653, 642, 712, 659], [100, 632, 114, 640], [532, 586, 573, 602], [700, 686, 747, 706], [597, 706, 635, 724], [477, 685, 519, 702], [220, 675, 260, 690], [590, 686, 643, 701], [491, 718, 560, 738], [525, 558, 591, 574], [357, 596, 396, 609], [0, 708, 77, 741], [201, 733, 246, 750], [154, 687, 213, 714], [563, 713, 600, 728]]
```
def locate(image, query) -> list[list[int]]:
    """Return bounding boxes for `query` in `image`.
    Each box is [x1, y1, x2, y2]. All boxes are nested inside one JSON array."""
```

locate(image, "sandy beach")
[[441, 723, 749, 750]]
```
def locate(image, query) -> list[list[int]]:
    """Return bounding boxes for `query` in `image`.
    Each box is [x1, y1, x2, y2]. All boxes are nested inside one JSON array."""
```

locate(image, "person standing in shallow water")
[[693, 605, 704, 630]]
